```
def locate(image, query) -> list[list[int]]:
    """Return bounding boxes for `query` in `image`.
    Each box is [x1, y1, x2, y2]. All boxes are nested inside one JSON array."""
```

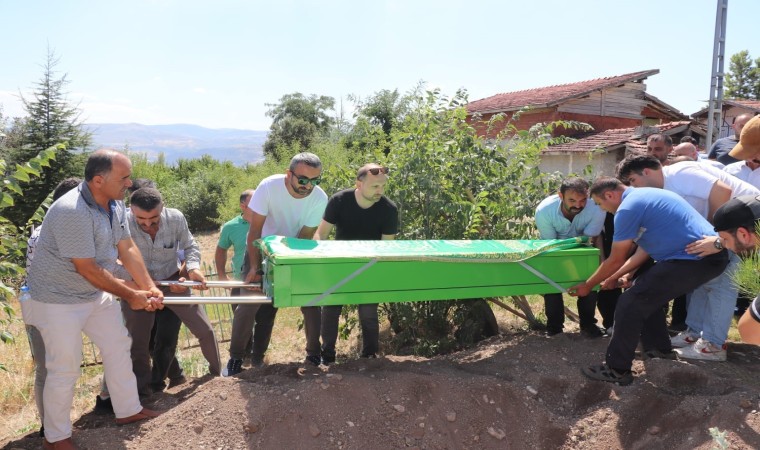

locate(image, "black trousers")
[[543, 292, 598, 333], [597, 288, 621, 330], [605, 252, 728, 372], [150, 307, 185, 388]]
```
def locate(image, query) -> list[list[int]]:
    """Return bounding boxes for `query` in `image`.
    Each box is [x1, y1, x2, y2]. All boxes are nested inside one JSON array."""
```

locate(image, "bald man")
[[708, 113, 754, 165]]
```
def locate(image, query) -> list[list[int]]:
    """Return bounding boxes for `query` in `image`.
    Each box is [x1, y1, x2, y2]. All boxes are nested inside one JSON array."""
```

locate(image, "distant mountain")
[[84, 123, 268, 166]]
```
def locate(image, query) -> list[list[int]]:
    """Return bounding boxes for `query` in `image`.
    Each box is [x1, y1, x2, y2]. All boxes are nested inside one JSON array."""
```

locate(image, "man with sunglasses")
[[314, 163, 398, 364], [226, 152, 328, 374]]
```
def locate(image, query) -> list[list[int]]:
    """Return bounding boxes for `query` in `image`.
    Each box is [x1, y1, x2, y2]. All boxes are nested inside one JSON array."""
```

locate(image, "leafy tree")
[[348, 89, 411, 155], [0, 146, 57, 369], [4, 50, 91, 227], [262, 93, 335, 158], [725, 50, 759, 100]]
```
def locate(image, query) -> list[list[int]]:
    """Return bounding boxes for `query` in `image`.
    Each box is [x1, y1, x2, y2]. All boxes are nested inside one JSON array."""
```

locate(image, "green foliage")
[[731, 225, 760, 298], [725, 50, 760, 100], [3, 50, 91, 227], [709, 427, 729, 450], [263, 93, 336, 158], [0, 146, 57, 360]]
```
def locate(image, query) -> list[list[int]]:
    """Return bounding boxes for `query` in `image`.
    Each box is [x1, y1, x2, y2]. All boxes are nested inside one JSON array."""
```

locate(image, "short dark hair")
[[289, 152, 322, 172], [128, 178, 157, 193], [52, 177, 82, 201], [647, 133, 673, 147], [85, 151, 116, 181], [559, 177, 589, 195], [616, 154, 662, 182], [680, 136, 698, 145], [129, 187, 163, 211], [239, 189, 254, 204], [590, 177, 623, 198]]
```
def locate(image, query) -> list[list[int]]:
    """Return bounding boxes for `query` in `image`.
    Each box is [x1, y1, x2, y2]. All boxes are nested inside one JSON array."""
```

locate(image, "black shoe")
[[581, 326, 605, 339], [304, 355, 321, 366], [168, 375, 187, 388], [545, 329, 563, 337], [39, 425, 45, 438], [321, 354, 336, 365], [94, 395, 113, 413], [225, 358, 243, 376], [581, 364, 634, 386]]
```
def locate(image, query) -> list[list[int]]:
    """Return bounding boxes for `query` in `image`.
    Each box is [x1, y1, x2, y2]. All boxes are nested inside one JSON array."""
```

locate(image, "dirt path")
[[5, 331, 760, 449]]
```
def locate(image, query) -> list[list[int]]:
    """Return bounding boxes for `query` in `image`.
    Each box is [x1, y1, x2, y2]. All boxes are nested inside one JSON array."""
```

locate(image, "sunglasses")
[[362, 167, 390, 176], [294, 175, 322, 186]]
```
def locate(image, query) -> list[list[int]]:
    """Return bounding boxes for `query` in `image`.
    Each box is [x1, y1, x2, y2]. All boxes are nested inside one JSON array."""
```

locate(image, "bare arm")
[[117, 238, 160, 294], [297, 225, 318, 240], [214, 246, 229, 281], [71, 257, 160, 311], [243, 212, 266, 285], [707, 180, 732, 223], [314, 220, 335, 241], [600, 246, 649, 289], [738, 309, 760, 345], [568, 239, 635, 297]]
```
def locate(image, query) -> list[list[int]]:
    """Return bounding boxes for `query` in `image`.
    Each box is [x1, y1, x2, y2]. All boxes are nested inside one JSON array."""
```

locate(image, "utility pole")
[[706, 0, 728, 150]]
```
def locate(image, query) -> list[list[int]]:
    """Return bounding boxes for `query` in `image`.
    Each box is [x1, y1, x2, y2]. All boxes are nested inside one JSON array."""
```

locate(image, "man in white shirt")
[[617, 154, 759, 361]]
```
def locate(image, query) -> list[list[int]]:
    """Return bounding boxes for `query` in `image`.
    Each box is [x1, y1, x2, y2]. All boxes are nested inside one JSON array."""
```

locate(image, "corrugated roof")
[[467, 70, 659, 114], [544, 121, 691, 154]]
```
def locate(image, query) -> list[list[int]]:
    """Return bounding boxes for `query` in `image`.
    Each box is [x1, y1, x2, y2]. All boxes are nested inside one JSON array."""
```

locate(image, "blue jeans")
[[685, 252, 739, 345]]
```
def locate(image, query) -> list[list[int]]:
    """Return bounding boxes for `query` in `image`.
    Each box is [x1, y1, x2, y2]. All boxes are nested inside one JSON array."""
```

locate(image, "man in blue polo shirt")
[[535, 177, 606, 337], [569, 177, 729, 385]]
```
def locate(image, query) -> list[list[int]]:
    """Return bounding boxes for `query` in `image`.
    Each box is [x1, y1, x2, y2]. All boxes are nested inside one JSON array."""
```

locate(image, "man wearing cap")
[[569, 177, 728, 385], [314, 163, 398, 363], [709, 113, 755, 165], [535, 177, 606, 338]]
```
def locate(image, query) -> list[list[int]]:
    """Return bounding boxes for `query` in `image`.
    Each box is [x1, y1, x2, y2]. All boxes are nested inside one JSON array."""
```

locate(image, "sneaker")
[[94, 395, 113, 414], [581, 364, 634, 386], [670, 331, 699, 348], [304, 355, 321, 366], [225, 358, 243, 376], [581, 326, 605, 339], [636, 349, 677, 360], [674, 338, 727, 362]]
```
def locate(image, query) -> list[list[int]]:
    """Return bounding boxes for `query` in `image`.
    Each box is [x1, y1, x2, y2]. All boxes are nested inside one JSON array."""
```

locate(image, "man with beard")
[[535, 177, 606, 337], [117, 187, 221, 394], [226, 152, 328, 375], [314, 163, 398, 364]]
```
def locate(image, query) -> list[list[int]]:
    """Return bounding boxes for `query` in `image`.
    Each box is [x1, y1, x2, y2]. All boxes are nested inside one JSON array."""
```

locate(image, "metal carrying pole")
[[157, 280, 261, 289], [161, 296, 271, 305]]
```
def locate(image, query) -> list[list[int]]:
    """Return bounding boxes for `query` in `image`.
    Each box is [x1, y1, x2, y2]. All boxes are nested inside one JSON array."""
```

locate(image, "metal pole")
[[157, 280, 261, 289], [706, 0, 728, 150], [161, 296, 272, 305]]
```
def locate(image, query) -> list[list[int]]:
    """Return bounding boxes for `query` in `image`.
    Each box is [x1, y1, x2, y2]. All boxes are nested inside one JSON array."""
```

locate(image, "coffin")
[[256, 236, 599, 308]]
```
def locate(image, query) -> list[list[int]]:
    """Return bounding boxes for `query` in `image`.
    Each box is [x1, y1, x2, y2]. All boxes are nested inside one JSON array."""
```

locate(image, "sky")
[[1, 0, 758, 131]]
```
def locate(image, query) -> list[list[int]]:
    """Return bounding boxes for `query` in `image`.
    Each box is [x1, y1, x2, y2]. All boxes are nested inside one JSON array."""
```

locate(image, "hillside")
[[85, 123, 268, 166]]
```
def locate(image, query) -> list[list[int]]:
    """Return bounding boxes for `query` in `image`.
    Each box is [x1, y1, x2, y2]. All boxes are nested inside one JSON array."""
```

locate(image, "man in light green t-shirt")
[[215, 189, 254, 283]]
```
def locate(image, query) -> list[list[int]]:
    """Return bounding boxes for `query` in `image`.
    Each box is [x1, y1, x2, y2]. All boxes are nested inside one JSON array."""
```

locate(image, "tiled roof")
[[691, 99, 760, 118], [544, 121, 691, 154], [467, 70, 659, 114]]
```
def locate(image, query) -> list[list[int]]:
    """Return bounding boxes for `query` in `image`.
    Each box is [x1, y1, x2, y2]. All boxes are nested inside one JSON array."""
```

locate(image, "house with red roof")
[[691, 99, 760, 139], [466, 70, 692, 175]]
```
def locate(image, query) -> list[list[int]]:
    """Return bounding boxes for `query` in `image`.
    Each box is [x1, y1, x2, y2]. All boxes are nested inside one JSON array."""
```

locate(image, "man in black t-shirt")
[[314, 163, 399, 363]]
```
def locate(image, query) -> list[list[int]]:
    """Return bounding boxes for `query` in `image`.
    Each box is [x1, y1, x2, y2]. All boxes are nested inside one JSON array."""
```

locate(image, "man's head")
[[285, 152, 322, 199], [646, 134, 673, 164], [589, 177, 627, 214], [673, 143, 699, 160], [616, 154, 664, 188], [355, 163, 389, 205], [729, 115, 760, 161], [733, 113, 754, 137], [129, 187, 164, 234], [680, 136, 698, 146], [239, 189, 254, 210], [52, 177, 82, 202], [85, 150, 133, 201], [713, 195, 760, 255], [128, 178, 157, 194], [557, 177, 590, 218]]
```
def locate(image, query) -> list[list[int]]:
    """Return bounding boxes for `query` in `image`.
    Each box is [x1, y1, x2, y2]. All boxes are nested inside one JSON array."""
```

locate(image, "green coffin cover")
[[256, 236, 599, 307]]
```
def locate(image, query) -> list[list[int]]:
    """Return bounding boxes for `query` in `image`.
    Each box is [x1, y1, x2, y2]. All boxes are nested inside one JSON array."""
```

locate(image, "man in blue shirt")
[[569, 178, 728, 385], [535, 177, 606, 337]]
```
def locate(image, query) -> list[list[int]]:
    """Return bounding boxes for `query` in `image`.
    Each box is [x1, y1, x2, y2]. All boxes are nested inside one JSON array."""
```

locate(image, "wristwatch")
[[714, 237, 723, 250]]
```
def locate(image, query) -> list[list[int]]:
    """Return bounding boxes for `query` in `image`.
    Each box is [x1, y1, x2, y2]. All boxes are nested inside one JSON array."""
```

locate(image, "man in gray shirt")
[[26, 150, 162, 448], [119, 187, 222, 394]]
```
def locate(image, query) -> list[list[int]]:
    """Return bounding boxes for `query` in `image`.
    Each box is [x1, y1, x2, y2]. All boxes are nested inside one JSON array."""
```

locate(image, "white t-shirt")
[[724, 161, 760, 190], [663, 161, 760, 218], [248, 174, 328, 238]]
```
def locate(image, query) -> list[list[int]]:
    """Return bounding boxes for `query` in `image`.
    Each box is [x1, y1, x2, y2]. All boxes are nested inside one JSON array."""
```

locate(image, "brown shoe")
[[115, 407, 161, 425], [43, 437, 77, 450]]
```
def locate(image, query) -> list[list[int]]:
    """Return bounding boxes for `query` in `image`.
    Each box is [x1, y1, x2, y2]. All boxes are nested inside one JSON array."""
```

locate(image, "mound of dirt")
[[6, 331, 760, 449]]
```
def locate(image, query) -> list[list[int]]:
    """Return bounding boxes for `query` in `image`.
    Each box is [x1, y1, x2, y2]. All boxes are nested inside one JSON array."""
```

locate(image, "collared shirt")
[[28, 182, 131, 304], [217, 215, 248, 278], [724, 161, 760, 190], [534, 194, 605, 240], [123, 207, 201, 281]]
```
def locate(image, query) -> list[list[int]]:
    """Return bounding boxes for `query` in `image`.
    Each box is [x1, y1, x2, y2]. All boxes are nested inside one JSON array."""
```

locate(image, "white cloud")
[[192, 87, 208, 94]]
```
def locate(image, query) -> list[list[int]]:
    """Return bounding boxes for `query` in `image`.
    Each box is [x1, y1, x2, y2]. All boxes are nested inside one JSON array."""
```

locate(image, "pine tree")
[[725, 50, 759, 100], [5, 49, 91, 226]]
